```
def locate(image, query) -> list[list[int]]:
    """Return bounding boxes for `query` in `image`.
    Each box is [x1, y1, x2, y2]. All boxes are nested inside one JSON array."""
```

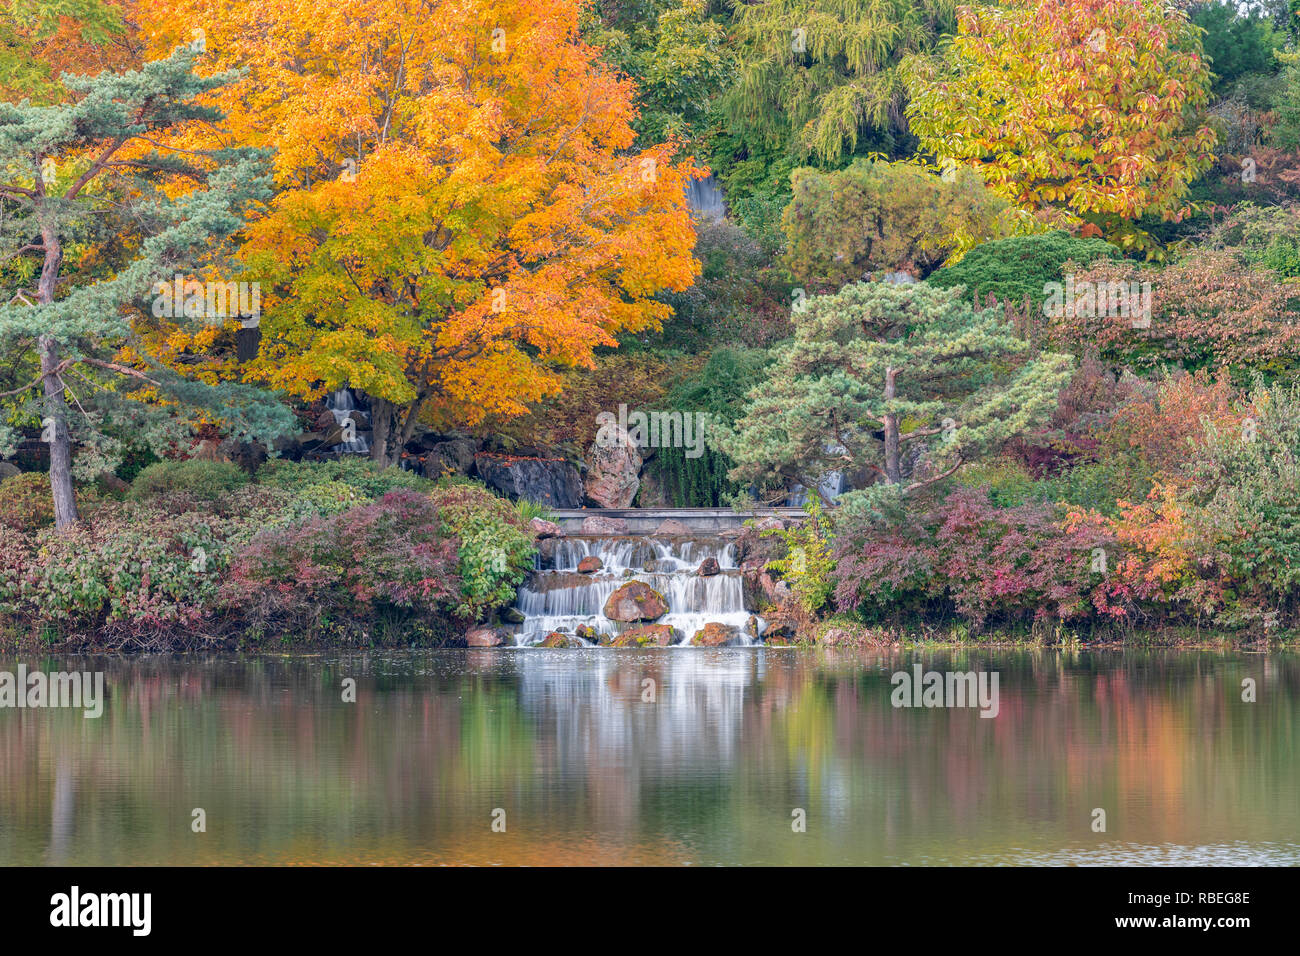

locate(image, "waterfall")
[[787, 472, 844, 507], [787, 440, 847, 505], [326, 387, 370, 454], [685, 174, 726, 220], [511, 534, 760, 647]]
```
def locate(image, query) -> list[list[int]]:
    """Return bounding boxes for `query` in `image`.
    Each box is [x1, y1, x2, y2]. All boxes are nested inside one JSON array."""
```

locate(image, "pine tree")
[[722, 282, 1073, 502], [0, 44, 295, 528]]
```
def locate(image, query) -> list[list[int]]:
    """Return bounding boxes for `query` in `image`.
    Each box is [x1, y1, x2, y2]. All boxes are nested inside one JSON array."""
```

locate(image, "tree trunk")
[[39, 335, 77, 527], [369, 393, 429, 468], [370, 398, 394, 466], [883, 365, 901, 485], [38, 221, 77, 528]]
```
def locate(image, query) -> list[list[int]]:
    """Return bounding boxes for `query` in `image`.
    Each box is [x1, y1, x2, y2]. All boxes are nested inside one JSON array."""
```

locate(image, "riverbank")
[[2, 619, 1290, 653], [4, 459, 1296, 654]]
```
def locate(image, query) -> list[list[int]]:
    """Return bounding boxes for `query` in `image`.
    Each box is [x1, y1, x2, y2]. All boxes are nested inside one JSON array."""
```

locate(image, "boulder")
[[313, 409, 338, 432], [577, 555, 603, 574], [654, 518, 693, 537], [539, 632, 583, 648], [751, 516, 785, 533], [763, 619, 800, 645], [582, 514, 629, 535], [611, 624, 677, 647], [740, 568, 769, 613], [0, 461, 20, 482], [421, 438, 478, 478], [696, 557, 721, 577], [575, 624, 604, 644], [602, 581, 669, 622], [223, 440, 268, 474], [691, 622, 742, 647], [474, 453, 583, 508], [759, 565, 793, 604], [584, 426, 642, 508], [189, 439, 224, 461], [529, 517, 565, 539], [465, 625, 507, 647]]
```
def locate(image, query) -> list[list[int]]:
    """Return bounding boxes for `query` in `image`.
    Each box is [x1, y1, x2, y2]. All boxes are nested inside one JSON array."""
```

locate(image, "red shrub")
[[228, 490, 461, 627], [833, 488, 1114, 629]]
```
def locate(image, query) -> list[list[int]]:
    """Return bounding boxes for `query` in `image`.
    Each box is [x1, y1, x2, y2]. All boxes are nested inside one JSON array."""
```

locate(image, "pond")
[[0, 648, 1296, 865]]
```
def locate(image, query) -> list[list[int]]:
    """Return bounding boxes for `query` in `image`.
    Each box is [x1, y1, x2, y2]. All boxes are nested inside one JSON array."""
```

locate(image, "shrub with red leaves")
[[833, 487, 1114, 630], [229, 489, 460, 629]]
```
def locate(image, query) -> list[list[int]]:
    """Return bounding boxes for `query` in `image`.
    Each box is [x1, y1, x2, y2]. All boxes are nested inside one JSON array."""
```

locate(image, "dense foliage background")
[[5, 0, 1300, 644]]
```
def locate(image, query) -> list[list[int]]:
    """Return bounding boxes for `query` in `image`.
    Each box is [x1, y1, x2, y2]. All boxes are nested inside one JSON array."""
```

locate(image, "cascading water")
[[685, 174, 726, 220], [512, 534, 760, 646], [327, 387, 370, 454]]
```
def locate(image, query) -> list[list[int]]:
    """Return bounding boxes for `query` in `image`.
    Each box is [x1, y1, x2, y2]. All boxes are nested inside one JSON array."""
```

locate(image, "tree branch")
[[902, 457, 964, 495], [80, 358, 163, 387]]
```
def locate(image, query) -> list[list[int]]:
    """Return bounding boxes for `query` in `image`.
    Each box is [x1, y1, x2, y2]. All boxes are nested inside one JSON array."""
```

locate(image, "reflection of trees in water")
[[0, 650, 1295, 864]]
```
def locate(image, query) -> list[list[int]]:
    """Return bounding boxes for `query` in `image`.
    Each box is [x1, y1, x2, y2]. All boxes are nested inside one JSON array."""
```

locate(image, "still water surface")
[[0, 648, 1296, 865]]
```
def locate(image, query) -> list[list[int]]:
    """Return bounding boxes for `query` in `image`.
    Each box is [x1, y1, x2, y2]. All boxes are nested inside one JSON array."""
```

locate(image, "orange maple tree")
[[136, 0, 700, 462]]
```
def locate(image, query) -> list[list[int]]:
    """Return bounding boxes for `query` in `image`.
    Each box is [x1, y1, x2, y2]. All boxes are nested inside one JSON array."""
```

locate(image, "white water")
[[327, 387, 370, 454], [513, 535, 759, 646], [685, 174, 725, 220]]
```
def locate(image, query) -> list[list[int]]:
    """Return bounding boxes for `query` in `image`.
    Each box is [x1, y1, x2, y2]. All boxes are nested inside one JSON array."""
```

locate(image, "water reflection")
[[0, 649, 1296, 865]]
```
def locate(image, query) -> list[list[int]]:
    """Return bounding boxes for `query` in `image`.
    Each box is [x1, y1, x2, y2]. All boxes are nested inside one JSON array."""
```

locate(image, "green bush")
[[129, 459, 248, 503], [928, 231, 1122, 308], [259, 458, 430, 499], [0, 505, 263, 638], [957, 457, 1149, 517], [428, 480, 536, 620], [1205, 205, 1300, 281], [0, 472, 116, 531], [206, 482, 362, 525], [762, 497, 835, 615], [513, 497, 552, 523], [1184, 381, 1300, 627], [955, 459, 1040, 509]]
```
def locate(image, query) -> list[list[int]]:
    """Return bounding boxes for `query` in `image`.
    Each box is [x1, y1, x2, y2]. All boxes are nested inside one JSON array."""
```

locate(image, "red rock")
[[539, 632, 582, 648], [611, 624, 677, 647], [697, 556, 721, 576], [577, 555, 603, 574], [602, 580, 669, 622], [584, 426, 643, 508], [465, 626, 506, 647], [691, 622, 741, 647], [529, 517, 564, 539]]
